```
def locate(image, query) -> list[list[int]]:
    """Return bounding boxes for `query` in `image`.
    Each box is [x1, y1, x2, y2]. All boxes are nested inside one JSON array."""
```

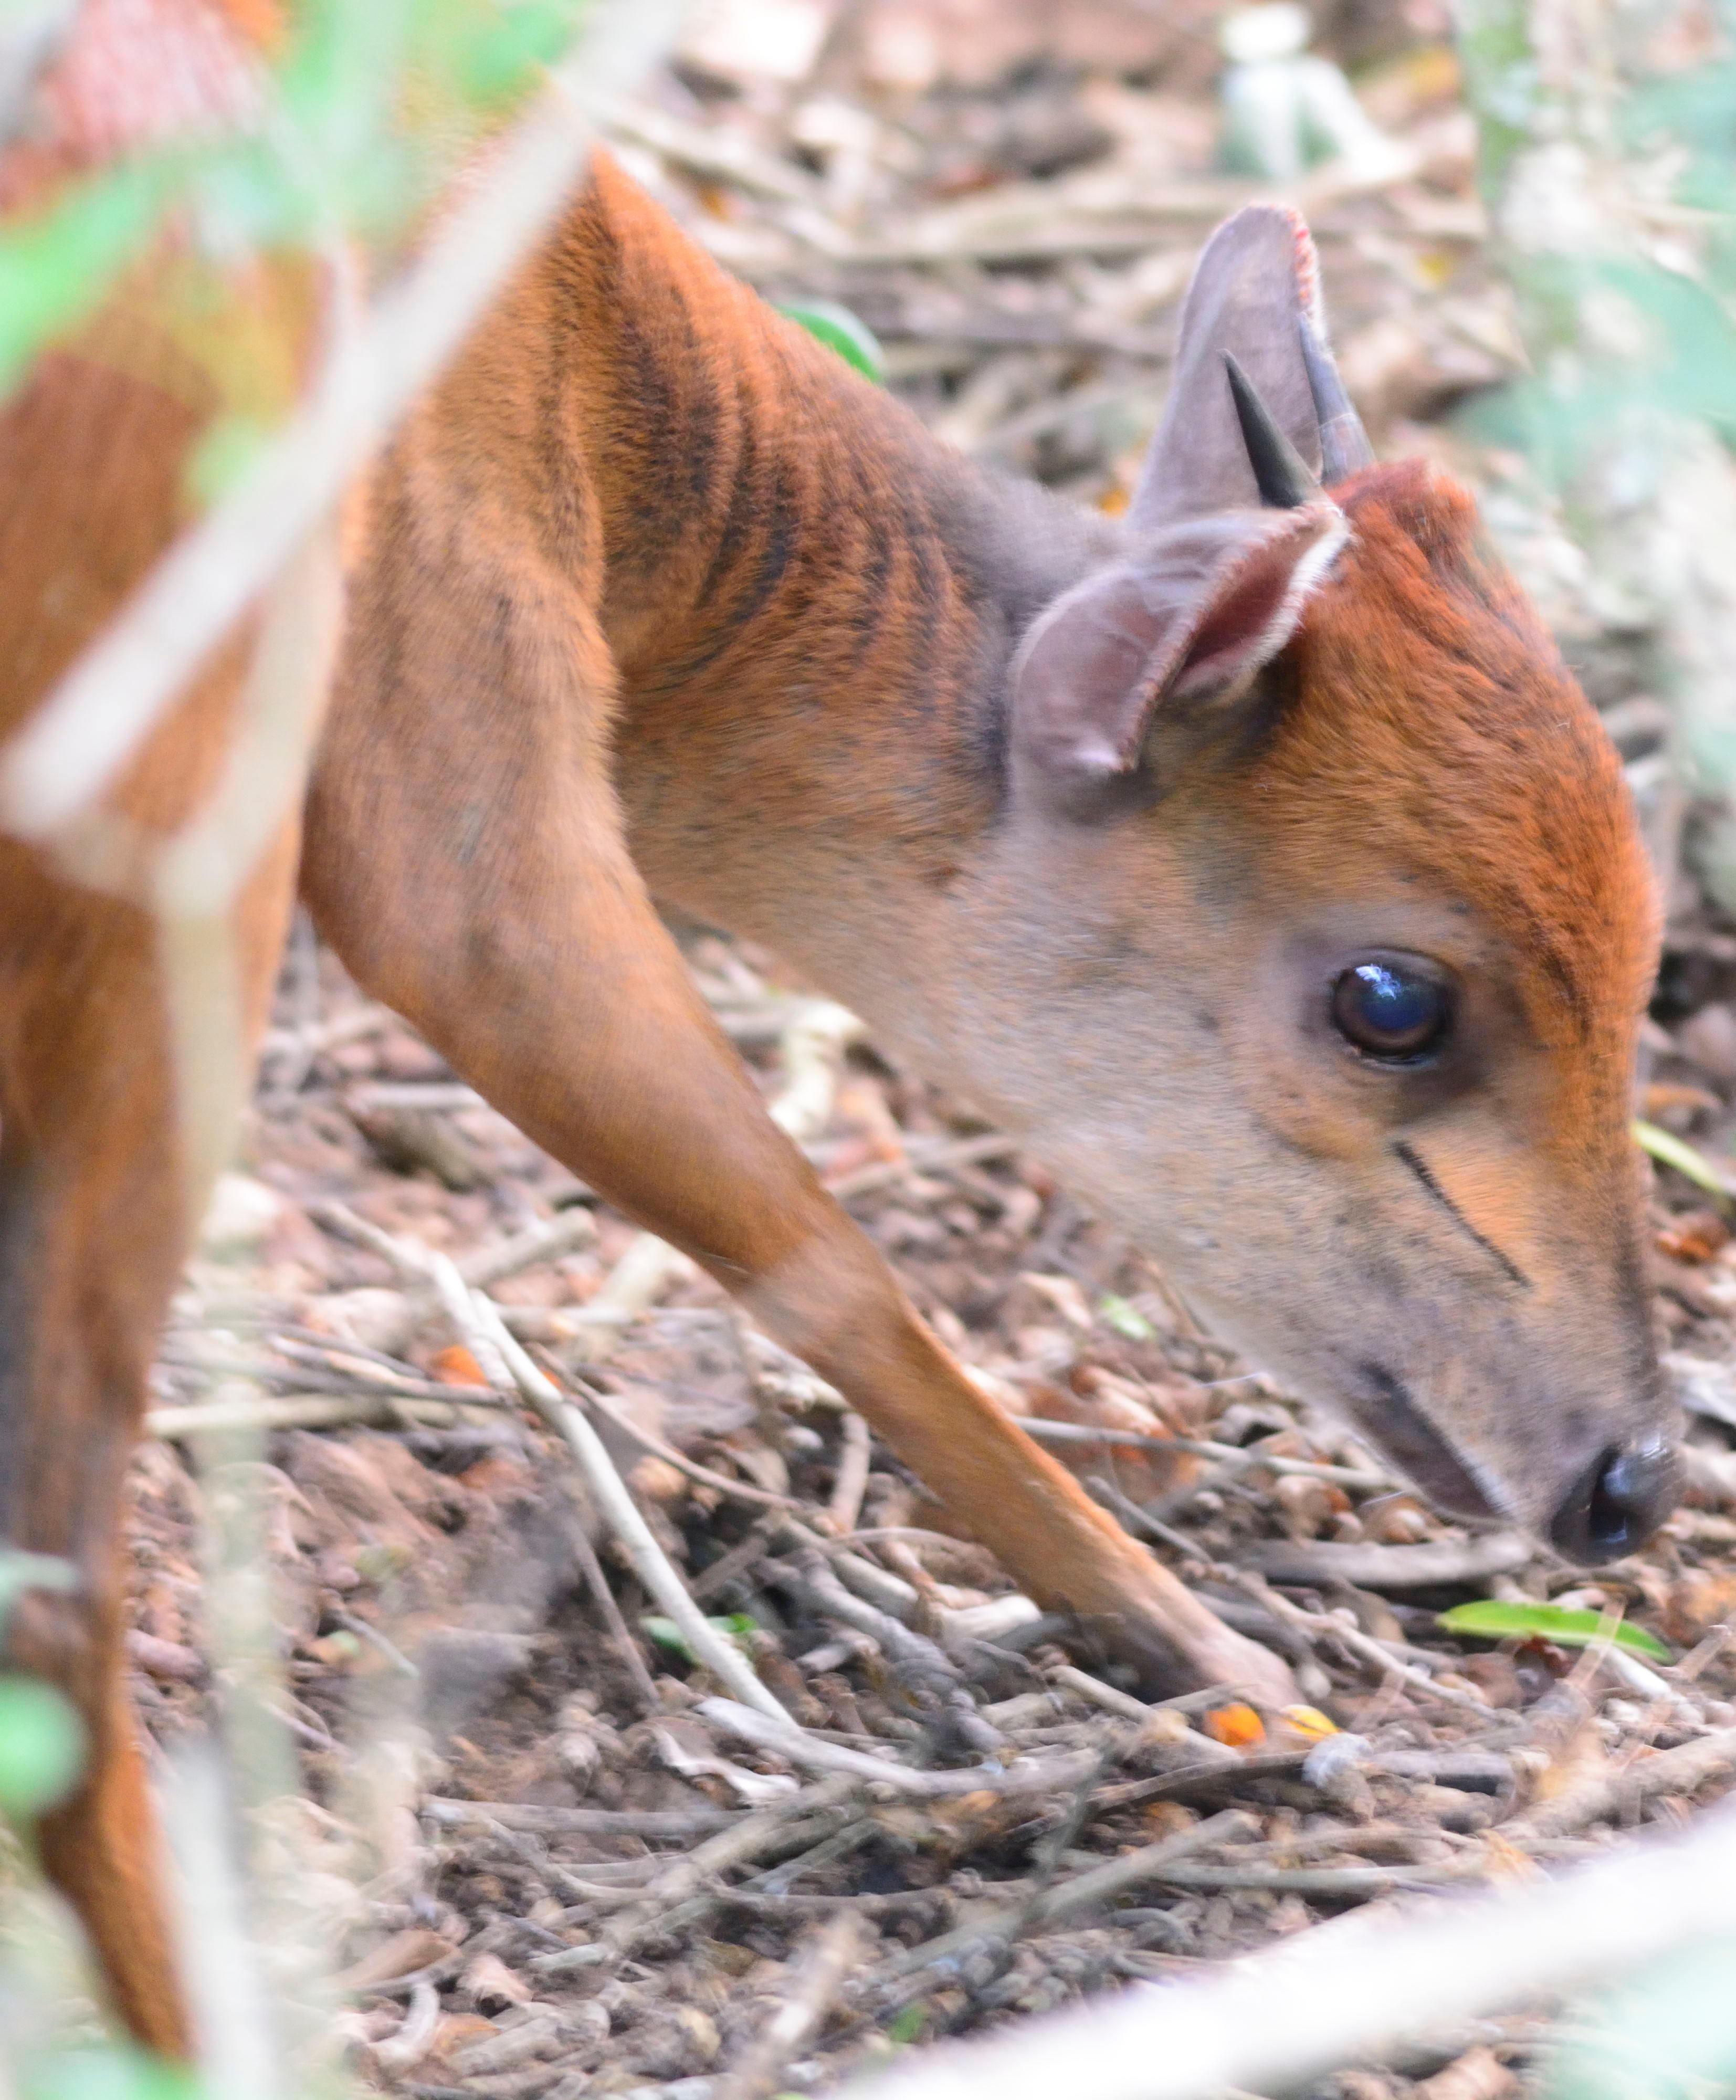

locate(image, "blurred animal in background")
[[0, 0, 1674, 2057]]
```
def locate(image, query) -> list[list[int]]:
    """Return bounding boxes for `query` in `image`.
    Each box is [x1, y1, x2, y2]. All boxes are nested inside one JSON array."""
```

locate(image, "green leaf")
[[883, 2002, 929, 2047], [639, 1613, 757, 1661], [23, 2048, 205, 2100], [1634, 1119, 1734, 1203], [1437, 1600, 1672, 1663], [1098, 1293, 1156, 1341], [775, 300, 886, 383], [0, 1674, 87, 1819]]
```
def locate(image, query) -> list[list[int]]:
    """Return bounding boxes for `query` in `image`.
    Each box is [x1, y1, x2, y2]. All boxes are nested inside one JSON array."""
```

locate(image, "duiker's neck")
[[564, 159, 1117, 1062]]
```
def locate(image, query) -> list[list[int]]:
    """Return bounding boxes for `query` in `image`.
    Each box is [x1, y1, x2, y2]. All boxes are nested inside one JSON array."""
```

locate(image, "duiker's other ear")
[[1010, 505, 1345, 816], [1134, 204, 1371, 527]]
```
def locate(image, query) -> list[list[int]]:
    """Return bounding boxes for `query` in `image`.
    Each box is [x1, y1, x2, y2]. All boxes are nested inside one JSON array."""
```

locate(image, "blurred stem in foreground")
[[1457, 0, 1736, 913]]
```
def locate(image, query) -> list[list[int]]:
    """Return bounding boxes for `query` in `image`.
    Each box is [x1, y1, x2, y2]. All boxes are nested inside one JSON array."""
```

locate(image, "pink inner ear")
[[1167, 521, 1334, 700], [1010, 502, 1347, 808], [1172, 556, 1300, 694]]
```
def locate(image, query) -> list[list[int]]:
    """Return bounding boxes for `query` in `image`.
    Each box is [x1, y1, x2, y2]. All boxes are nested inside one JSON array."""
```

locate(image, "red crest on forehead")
[[1271, 460, 1658, 1064]]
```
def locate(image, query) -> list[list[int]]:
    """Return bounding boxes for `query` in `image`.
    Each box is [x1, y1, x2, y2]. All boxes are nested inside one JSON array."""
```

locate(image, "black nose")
[[1549, 1437, 1681, 1563]]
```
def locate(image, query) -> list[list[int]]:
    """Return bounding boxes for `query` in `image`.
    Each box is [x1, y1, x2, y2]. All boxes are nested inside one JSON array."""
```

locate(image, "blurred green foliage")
[[0, 0, 588, 446], [1457, 2, 1736, 482], [20, 2049, 203, 2100], [1542, 1934, 1736, 2100], [0, 1552, 85, 1820], [0, 1676, 84, 1820]]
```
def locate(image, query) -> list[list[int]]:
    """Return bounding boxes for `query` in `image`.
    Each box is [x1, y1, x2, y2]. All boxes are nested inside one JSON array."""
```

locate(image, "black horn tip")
[[1223, 351, 1320, 510]]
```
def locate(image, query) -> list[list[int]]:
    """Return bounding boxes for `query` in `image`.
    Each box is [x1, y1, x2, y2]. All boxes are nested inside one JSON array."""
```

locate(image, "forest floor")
[[113, 4, 1736, 2095]]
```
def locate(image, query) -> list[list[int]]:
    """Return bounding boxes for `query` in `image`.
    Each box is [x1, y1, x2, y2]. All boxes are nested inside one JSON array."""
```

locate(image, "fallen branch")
[[827, 1410, 872, 1532]]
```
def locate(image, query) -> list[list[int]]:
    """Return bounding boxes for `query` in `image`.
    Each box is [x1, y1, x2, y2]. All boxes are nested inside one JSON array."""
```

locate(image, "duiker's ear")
[[1133, 205, 1371, 526], [1010, 505, 1346, 814]]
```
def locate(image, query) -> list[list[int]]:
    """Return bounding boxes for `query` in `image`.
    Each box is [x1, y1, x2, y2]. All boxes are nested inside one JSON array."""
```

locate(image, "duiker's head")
[[972, 207, 1676, 1560]]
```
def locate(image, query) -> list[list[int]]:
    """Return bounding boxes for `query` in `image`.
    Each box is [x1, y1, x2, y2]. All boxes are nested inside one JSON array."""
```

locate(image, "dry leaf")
[[431, 1343, 488, 1387], [334, 1926, 454, 1993], [1277, 1704, 1338, 1741]]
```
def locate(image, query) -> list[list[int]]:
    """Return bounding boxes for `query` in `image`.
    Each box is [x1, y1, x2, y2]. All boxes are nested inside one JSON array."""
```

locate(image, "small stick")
[[826, 1131, 1019, 1202], [601, 1779, 862, 1953], [1046, 1663, 1151, 1724], [827, 1410, 873, 1533], [422, 1798, 741, 1839], [715, 1912, 871, 2100], [567, 1494, 664, 1715], [1146, 1861, 1463, 1897], [366, 1978, 441, 2076], [767, 1000, 865, 1143], [146, 1393, 473, 1439], [698, 1696, 1098, 1799], [1239, 1579, 1498, 1718], [1246, 1534, 1536, 1589], [431, 1259, 793, 1727], [1018, 1417, 1396, 1492], [582, 1382, 798, 1510]]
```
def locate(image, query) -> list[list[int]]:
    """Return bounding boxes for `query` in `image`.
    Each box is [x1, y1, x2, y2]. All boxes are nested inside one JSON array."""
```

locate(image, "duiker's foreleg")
[[303, 585, 1295, 1701]]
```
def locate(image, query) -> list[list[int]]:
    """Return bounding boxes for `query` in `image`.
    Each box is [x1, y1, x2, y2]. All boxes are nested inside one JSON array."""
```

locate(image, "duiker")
[[0, 136, 1675, 2051]]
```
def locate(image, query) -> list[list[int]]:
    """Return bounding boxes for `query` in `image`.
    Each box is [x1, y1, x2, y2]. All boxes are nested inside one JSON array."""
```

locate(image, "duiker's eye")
[[1331, 960, 1449, 1062]]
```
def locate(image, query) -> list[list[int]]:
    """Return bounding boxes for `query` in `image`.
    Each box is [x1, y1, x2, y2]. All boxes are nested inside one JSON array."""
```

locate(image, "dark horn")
[[1224, 352, 1320, 510], [1297, 313, 1374, 484]]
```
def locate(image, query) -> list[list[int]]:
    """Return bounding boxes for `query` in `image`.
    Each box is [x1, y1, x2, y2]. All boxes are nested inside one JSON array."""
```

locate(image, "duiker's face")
[[977, 474, 1671, 1556], [983, 209, 1677, 1560]]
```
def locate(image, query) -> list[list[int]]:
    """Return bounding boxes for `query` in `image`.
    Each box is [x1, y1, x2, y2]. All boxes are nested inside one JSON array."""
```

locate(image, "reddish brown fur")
[[0, 136, 1667, 2057], [0, 347, 296, 2059]]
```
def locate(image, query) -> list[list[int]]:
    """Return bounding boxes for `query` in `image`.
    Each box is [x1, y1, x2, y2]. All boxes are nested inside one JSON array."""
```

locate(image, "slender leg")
[[305, 549, 1295, 1700], [0, 832, 298, 2057], [0, 345, 307, 2052], [0, 876, 192, 2054]]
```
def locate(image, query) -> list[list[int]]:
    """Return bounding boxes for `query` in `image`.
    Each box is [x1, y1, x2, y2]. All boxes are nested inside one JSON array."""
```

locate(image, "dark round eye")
[[1331, 960, 1449, 1062]]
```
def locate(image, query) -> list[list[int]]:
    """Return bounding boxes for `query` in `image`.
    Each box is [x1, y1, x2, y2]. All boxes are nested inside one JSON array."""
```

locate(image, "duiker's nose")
[[1549, 1436, 1680, 1563]]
